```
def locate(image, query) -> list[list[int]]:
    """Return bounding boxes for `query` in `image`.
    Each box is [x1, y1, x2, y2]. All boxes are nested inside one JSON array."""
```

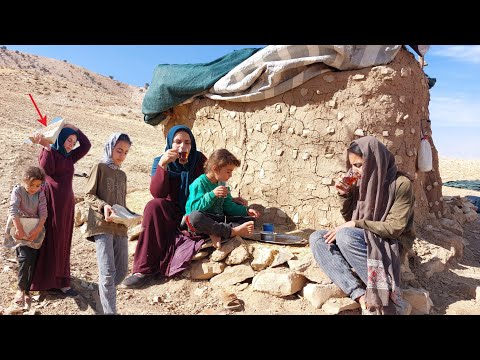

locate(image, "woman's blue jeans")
[[309, 227, 367, 301]]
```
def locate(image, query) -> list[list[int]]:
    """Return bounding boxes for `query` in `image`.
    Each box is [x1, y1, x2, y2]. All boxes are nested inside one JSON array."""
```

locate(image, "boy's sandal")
[[221, 292, 244, 312]]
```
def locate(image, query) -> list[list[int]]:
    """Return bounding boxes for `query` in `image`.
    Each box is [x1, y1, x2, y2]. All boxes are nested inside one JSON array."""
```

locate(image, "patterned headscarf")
[[349, 136, 402, 313], [151, 125, 199, 212], [102, 133, 132, 170], [51, 127, 78, 158]]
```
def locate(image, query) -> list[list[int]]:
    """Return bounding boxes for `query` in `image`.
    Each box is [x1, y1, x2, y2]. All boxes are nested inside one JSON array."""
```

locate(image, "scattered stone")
[[270, 249, 294, 268], [322, 297, 359, 314], [225, 243, 250, 265], [354, 129, 364, 136], [380, 67, 392, 75], [402, 287, 433, 315], [352, 74, 365, 80], [210, 264, 254, 287], [252, 268, 307, 297], [151, 296, 162, 304], [303, 283, 345, 309]]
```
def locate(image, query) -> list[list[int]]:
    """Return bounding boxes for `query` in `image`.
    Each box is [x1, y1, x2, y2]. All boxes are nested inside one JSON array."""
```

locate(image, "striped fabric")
[[204, 45, 402, 103]]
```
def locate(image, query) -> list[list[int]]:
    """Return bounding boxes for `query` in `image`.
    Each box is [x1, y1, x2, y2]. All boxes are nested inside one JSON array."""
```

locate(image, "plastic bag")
[[4, 216, 44, 249], [418, 137, 432, 172], [28, 116, 65, 144]]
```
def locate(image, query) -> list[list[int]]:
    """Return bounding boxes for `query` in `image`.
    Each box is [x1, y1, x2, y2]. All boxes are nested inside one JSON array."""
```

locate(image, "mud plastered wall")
[[161, 48, 442, 231]]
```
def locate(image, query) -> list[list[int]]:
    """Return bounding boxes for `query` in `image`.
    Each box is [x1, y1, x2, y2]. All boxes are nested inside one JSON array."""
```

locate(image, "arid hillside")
[[1, 48, 479, 315]]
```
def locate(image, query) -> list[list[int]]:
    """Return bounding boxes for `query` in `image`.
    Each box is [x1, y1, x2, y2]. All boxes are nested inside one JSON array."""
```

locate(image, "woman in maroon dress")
[[30, 124, 91, 296], [123, 125, 208, 287]]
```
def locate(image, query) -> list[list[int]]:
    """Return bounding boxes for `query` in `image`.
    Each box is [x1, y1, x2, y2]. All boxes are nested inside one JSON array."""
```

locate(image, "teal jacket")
[[185, 174, 247, 217]]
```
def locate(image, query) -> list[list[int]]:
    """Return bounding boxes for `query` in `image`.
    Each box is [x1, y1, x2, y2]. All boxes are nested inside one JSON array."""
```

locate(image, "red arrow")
[[28, 94, 47, 126]]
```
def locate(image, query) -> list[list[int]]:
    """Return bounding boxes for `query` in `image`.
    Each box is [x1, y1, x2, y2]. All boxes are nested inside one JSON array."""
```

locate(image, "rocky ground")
[[1, 48, 479, 316]]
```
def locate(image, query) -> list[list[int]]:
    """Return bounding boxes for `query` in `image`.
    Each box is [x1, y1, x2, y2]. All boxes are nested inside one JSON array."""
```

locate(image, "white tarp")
[[204, 45, 402, 103]]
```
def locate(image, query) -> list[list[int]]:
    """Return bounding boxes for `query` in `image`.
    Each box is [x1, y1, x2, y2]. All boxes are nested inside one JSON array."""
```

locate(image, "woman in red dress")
[[30, 124, 91, 296]]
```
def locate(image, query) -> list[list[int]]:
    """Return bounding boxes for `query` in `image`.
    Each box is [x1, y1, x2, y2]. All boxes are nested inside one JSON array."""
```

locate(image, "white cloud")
[[430, 96, 480, 127], [432, 45, 480, 64]]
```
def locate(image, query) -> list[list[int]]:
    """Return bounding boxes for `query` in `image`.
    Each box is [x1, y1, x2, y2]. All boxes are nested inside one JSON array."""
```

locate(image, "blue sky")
[[5, 45, 480, 160]]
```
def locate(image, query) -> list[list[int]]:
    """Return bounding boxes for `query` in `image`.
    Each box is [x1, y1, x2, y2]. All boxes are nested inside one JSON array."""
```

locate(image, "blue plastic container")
[[262, 223, 274, 233]]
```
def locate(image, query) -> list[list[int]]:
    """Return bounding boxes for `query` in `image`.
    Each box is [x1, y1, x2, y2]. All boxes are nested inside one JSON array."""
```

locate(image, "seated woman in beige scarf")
[[310, 136, 415, 315]]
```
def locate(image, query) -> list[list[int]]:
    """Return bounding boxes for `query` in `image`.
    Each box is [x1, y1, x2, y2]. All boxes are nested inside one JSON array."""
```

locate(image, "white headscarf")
[[102, 133, 131, 170]]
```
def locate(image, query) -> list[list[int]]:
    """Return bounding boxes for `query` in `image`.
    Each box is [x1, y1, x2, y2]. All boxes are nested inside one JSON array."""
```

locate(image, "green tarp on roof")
[[142, 47, 261, 126]]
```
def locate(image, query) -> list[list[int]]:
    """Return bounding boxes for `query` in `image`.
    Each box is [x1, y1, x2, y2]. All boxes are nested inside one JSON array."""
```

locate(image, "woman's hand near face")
[[335, 175, 352, 195], [159, 149, 180, 169], [32, 133, 51, 149]]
